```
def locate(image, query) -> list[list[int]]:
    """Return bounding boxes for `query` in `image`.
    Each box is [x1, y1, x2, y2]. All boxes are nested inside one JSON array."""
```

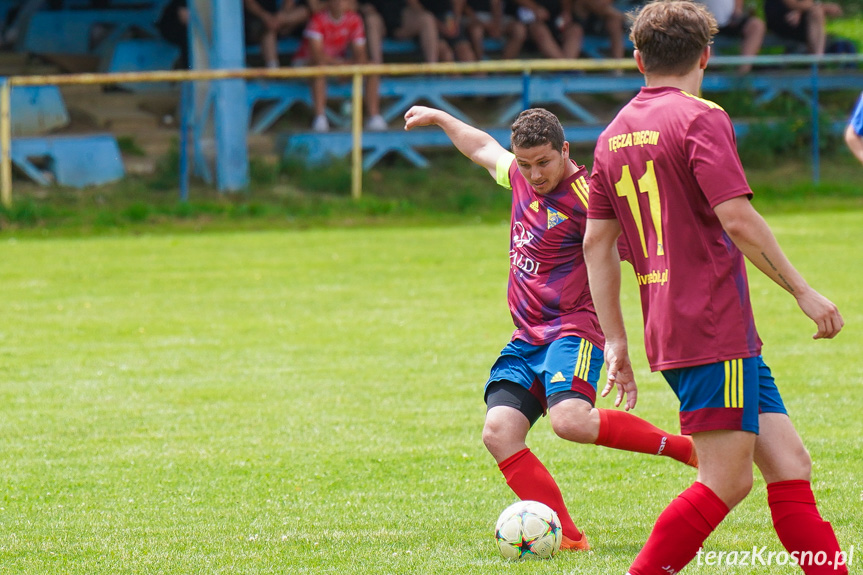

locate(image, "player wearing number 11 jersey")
[[589, 86, 761, 373], [584, 2, 847, 574]]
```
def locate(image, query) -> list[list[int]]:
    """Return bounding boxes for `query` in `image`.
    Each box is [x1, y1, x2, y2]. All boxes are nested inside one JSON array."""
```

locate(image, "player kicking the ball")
[[583, 1, 848, 573], [404, 105, 698, 552]]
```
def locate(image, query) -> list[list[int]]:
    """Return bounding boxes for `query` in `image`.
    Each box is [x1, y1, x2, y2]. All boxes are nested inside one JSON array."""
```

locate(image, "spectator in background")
[[424, 0, 477, 62], [244, 0, 316, 68], [293, 0, 387, 132], [511, 0, 583, 59], [846, 92, 863, 165], [701, 0, 765, 73], [464, 0, 527, 60], [763, 0, 842, 55], [360, 0, 445, 63], [155, 0, 190, 69], [567, 0, 625, 60]]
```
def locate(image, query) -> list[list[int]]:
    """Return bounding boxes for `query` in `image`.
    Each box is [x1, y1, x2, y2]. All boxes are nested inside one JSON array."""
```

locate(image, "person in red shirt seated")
[[293, 0, 387, 132]]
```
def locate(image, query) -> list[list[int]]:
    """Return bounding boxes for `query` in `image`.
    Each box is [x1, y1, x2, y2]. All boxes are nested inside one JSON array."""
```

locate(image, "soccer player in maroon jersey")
[[404, 105, 698, 551], [583, 1, 848, 573]]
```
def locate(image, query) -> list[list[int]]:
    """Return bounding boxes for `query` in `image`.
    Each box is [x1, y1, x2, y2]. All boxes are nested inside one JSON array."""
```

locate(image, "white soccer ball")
[[494, 500, 562, 560]]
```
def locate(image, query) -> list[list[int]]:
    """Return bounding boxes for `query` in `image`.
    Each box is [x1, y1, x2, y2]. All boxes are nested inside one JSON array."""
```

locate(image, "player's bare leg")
[[483, 406, 530, 464], [755, 413, 848, 575], [483, 405, 588, 549], [694, 429, 755, 505], [754, 412, 811, 482], [627, 430, 753, 575], [548, 398, 698, 467]]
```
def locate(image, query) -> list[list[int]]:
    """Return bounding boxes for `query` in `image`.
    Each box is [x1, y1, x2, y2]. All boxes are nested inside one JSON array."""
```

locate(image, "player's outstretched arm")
[[584, 217, 638, 411], [714, 196, 844, 339], [404, 106, 507, 178]]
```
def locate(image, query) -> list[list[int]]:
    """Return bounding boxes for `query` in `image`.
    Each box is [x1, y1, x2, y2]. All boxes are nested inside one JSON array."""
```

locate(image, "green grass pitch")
[[0, 210, 860, 574]]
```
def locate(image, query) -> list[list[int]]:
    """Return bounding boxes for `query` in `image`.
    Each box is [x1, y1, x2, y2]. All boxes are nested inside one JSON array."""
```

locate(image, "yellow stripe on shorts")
[[575, 339, 593, 381], [724, 359, 743, 408]]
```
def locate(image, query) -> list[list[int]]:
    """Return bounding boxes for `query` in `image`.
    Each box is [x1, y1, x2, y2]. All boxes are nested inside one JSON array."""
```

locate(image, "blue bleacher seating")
[[11, 134, 125, 188], [5, 83, 125, 188], [102, 38, 181, 91], [248, 79, 354, 134], [11, 86, 70, 136], [276, 69, 863, 170], [103, 38, 180, 73], [248, 73, 641, 136], [16, 8, 161, 56]]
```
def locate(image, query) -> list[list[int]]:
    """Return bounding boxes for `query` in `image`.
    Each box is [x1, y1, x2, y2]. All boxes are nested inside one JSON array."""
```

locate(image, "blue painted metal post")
[[521, 71, 531, 113], [810, 62, 820, 184], [188, 0, 249, 192]]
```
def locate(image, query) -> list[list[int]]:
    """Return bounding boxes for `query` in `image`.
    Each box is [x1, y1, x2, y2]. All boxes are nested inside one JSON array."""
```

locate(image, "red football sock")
[[595, 408, 696, 466], [768, 480, 849, 575], [629, 482, 729, 575], [498, 448, 583, 541]]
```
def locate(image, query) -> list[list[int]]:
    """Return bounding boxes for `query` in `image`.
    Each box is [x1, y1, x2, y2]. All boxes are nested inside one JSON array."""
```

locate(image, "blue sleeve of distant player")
[[851, 93, 863, 136]]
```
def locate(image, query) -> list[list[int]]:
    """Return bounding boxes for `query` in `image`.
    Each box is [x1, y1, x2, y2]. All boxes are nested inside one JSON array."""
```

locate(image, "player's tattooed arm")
[[715, 196, 843, 339], [759, 251, 796, 294]]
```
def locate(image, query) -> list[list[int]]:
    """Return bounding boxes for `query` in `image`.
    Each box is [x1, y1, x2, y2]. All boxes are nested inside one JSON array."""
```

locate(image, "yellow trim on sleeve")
[[496, 152, 516, 189], [680, 91, 724, 111]]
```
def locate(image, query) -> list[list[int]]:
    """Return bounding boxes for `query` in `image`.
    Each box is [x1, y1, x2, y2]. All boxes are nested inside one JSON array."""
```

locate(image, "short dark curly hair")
[[510, 108, 566, 152]]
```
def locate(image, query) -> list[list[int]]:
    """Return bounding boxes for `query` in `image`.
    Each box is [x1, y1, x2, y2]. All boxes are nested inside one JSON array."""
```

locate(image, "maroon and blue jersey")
[[588, 86, 762, 371], [496, 153, 603, 348]]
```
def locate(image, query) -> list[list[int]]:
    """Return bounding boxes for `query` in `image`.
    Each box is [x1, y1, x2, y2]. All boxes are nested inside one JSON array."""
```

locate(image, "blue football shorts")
[[484, 336, 603, 423], [661, 355, 787, 435]]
